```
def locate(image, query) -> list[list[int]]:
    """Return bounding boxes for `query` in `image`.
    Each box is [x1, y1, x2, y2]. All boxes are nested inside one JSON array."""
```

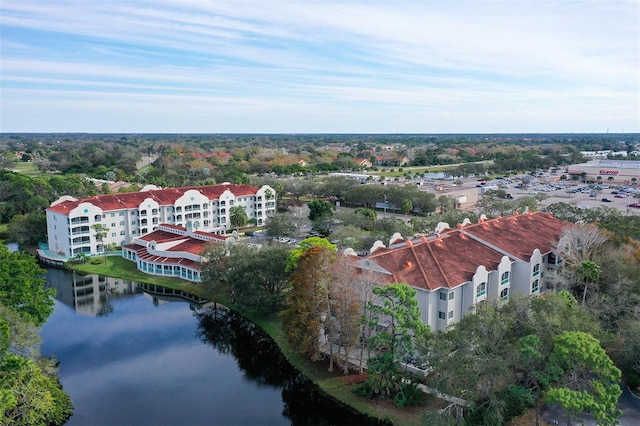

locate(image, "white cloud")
[[0, 0, 638, 132]]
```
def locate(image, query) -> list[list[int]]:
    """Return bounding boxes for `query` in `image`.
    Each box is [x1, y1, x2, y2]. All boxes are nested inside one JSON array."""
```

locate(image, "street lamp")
[[384, 194, 388, 217]]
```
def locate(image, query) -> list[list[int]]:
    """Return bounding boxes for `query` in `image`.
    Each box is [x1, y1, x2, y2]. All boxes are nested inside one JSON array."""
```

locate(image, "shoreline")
[[67, 256, 421, 425]]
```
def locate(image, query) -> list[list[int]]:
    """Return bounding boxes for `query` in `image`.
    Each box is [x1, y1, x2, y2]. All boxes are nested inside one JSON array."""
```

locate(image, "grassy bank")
[[70, 257, 428, 425]]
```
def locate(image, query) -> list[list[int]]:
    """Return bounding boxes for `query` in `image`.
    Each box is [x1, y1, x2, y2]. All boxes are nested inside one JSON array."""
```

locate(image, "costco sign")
[[599, 170, 619, 175]]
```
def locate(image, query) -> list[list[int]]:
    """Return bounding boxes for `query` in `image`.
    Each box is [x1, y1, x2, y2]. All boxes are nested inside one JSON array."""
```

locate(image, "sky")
[[1, 0, 638, 134]]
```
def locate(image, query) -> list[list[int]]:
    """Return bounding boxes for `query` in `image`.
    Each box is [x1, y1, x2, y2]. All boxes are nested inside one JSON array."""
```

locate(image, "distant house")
[[374, 154, 409, 167], [354, 158, 373, 169], [352, 211, 569, 330]]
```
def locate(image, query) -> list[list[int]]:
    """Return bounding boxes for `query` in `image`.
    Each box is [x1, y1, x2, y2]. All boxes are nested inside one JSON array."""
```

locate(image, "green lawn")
[[12, 161, 40, 177]]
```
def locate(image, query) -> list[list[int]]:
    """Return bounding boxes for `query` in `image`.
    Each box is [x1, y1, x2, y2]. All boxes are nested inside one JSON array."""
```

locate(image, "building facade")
[[45, 183, 275, 258], [121, 223, 237, 283], [567, 159, 640, 184], [353, 211, 568, 330]]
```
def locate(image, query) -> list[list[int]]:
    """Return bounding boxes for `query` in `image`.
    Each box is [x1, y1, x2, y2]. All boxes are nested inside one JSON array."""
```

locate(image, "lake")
[[41, 269, 380, 426]]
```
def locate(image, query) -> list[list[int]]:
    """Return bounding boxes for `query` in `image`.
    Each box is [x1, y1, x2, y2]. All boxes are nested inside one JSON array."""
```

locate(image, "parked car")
[[628, 203, 640, 209], [615, 194, 628, 198], [601, 198, 612, 202], [577, 205, 589, 210]]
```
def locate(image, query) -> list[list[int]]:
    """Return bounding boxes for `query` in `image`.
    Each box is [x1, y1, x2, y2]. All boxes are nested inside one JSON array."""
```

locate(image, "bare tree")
[[555, 223, 609, 267], [555, 224, 610, 305], [328, 255, 363, 375]]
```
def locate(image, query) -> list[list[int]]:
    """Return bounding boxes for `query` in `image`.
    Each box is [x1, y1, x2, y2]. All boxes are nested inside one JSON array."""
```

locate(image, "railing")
[[476, 290, 486, 298]]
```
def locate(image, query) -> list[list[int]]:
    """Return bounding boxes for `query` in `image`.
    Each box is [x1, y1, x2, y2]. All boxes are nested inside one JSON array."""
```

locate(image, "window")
[[532, 279, 539, 293], [439, 292, 447, 301], [500, 288, 509, 300], [119, 212, 124, 216], [220, 201, 226, 206], [111, 213, 115, 217], [120, 230, 125, 235], [176, 206, 182, 212], [533, 263, 540, 276], [119, 221, 124, 226], [448, 311, 454, 319], [501, 271, 510, 285], [111, 223, 116, 227], [476, 282, 486, 298], [449, 292, 454, 300], [438, 311, 446, 320], [152, 209, 158, 215], [111, 232, 116, 237]]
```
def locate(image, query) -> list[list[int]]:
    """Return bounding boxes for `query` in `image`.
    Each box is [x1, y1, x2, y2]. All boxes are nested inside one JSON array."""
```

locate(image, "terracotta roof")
[[47, 183, 259, 214], [461, 212, 567, 261], [166, 239, 209, 255], [362, 211, 569, 291], [367, 231, 506, 291]]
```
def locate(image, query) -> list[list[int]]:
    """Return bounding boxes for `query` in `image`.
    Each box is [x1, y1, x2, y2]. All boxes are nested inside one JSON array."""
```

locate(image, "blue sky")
[[1, 0, 638, 133]]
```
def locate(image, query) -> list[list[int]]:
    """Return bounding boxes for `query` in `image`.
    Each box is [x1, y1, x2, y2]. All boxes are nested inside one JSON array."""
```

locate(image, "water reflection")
[[43, 270, 384, 425], [46, 269, 140, 316], [196, 307, 385, 426]]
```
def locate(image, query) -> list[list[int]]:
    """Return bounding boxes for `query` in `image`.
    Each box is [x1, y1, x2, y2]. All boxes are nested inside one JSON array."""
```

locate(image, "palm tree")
[[576, 260, 601, 306], [91, 224, 109, 264], [229, 206, 248, 230]]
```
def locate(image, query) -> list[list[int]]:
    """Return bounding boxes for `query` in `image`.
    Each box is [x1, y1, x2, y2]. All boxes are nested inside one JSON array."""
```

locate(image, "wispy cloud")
[[1, 0, 638, 133]]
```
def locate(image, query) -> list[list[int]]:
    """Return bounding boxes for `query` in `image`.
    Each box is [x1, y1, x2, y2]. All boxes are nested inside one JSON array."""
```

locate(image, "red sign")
[[599, 170, 619, 175]]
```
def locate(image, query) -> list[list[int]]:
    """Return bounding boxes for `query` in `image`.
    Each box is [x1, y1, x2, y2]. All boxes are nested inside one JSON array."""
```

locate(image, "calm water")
[[41, 270, 379, 426]]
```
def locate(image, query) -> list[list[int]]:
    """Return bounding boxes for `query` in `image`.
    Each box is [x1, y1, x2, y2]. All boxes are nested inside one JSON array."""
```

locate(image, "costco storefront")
[[567, 160, 640, 184]]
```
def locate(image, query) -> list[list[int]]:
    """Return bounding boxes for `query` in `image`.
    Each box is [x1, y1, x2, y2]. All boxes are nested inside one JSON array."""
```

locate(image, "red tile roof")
[[47, 183, 259, 214], [367, 231, 506, 291], [362, 212, 569, 291], [461, 212, 567, 261]]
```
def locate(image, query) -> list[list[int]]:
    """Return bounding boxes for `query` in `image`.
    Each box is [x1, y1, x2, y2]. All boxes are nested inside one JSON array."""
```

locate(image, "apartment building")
[[45, 183, 275, 258], [352, 211, 568, 330]]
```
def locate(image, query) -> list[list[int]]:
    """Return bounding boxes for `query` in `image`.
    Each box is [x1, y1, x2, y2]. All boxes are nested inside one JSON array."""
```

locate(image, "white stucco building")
[[353, 211, 568, 330], [45, 183, 275, 258]]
